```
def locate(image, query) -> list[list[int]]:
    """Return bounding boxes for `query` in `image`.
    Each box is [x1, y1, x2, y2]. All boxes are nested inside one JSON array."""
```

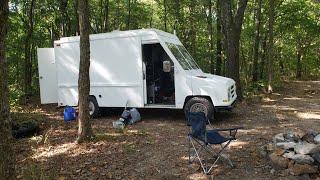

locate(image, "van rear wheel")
[[89, 96, 100, 118], [184, 97, 214, 120]]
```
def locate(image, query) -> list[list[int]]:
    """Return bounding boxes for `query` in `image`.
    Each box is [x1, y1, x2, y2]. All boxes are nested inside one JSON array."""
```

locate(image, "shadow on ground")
[[14, 81, 320, 179]]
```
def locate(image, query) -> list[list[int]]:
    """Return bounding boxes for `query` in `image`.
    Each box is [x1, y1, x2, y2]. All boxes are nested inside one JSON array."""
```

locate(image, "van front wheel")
[[184, 97, 214, 120], [89, 96, 100, 118]]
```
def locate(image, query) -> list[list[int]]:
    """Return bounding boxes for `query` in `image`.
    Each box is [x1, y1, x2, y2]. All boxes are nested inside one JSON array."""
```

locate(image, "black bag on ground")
[[12, 122, 40, 139]]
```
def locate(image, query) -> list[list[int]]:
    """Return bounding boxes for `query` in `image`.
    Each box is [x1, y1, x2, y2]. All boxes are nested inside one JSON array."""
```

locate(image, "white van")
[[37, 29, 236, 119]]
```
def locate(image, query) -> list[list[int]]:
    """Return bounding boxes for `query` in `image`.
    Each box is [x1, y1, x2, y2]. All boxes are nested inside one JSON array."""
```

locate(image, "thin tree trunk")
[[164, 0, 167, 31], [260, 33, 267, 80], [296, 45, 302, 79], [24, 0, 35, 101], [189, 0, 196, 56], [59, 0, 68, 37], [76, 0, 93, 143], [267, 0, 275, 93], [127, 0, 131, 30], [279, 54, 284, 76], [252, 0, 262, 82], [103, 0, 109, 32], [115, 0, 120, 29], [219, 0, 248, 100], [73, 0, 80, 35], [216, 0, 223, 75], [0, 0, 15, 178], [206, 0, 214, 74], [174, 0, 183, 37]]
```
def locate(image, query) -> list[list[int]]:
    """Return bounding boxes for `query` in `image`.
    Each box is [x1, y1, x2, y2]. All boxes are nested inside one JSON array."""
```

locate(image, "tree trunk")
[[174, 0, 183, 37], [216, 0, 223, 75], [267, 0, 275, 93], [127, 0, 131, 30], [252, 0, 262, 82], [189, 0, 196, 56], [115, 0, 120, 29], [260, 33, 267, 80], [24, 0, 36, 102], [73, 0, 80, 35], [219, 0, 248, 100], [0, 0, 15, 178], [103, 0, 109, 32], [164, 0, 167, 31], [296, 45, 302, 79], [76, 0, 93, 143], [206, 0, 214, 74], [59, 0, 68, 37]]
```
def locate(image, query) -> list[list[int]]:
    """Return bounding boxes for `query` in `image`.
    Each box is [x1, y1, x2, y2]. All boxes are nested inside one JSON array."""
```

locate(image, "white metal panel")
[[37, 48, 58, 104], [90, 37, 143, 107], [55, 36, 143, 108], [55, 43, 80, 106]]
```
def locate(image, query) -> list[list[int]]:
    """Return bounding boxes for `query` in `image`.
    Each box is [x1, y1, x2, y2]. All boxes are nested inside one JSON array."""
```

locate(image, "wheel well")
[[183, 96, 214, 108], [76, 95, 98, 106], [89, 95, 99, 105]]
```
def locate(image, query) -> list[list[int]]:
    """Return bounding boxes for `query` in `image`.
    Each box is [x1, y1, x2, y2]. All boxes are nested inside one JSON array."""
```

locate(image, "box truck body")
[[37, 29, 237, 118]]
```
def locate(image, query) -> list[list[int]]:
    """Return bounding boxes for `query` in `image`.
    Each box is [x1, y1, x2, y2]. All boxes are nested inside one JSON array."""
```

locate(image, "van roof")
[[55, 28, 178, 44]]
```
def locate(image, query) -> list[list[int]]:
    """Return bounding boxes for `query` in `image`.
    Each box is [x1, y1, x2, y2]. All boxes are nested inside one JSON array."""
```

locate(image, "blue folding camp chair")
[[187, 112, 243, 174]]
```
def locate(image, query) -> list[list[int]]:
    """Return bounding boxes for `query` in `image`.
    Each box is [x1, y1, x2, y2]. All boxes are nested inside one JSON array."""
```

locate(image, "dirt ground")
[[14, 81, 320, 179]]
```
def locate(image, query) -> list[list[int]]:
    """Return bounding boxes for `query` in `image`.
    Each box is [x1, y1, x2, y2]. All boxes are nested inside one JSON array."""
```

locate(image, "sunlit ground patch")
[[32, 142, 77, 159], [296, 112, 320, 120]]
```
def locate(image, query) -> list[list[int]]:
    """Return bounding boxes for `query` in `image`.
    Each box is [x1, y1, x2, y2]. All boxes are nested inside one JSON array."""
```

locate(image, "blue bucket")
[[64, 106, 76, 122]]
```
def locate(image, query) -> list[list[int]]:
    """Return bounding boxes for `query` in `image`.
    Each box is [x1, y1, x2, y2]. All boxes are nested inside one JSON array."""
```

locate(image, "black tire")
[[89, 96, 100, 118], [184, 97, 214, 120]]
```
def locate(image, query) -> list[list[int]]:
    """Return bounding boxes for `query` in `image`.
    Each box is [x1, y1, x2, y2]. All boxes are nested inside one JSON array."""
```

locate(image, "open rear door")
[[37, 48, 58, 104]]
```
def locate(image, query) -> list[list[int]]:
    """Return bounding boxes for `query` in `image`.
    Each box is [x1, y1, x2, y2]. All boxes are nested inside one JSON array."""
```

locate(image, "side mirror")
[[163, 61, 171, 72]]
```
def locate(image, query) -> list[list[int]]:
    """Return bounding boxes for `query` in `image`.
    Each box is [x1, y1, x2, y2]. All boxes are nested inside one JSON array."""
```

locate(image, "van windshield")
[[166, 43, 199, 70]]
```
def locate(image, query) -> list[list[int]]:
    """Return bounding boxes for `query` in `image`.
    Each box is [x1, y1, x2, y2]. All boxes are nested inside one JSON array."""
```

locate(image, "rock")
[[314, 134, 320, 144], [274, 133, 285, 143], [300, 174, 311, 180], [276, 142, 296, 150], [283, 151, 295, 159], [284, 131, 300, 142], [294, 142, 320, 155], [312, 152, 320, 164], [288, 163, 317, 176], [257, 146, 268, 158], [291, 154, 314, 164], [269, 152, 289, 170], [302, 134, 315, 144], [307, 129, 318, 136]]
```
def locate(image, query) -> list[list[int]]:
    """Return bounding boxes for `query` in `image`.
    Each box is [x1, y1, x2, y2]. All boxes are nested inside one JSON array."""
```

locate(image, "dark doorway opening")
[[142, 43, 175, 105]]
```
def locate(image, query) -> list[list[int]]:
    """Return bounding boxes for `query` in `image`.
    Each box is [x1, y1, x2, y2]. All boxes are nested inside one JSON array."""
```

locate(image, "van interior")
[[142, 43, 175, 105]]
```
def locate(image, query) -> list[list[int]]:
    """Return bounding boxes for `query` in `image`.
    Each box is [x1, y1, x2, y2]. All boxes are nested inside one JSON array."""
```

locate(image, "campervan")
[[37, 29, 237, 119]]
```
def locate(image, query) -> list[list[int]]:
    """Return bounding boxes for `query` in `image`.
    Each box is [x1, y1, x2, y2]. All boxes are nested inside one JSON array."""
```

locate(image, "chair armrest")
[[210, 126, 243, 138]]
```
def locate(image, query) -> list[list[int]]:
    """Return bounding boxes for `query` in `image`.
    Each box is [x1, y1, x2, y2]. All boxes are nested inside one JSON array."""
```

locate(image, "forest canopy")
[[6, 0, 320, 103]]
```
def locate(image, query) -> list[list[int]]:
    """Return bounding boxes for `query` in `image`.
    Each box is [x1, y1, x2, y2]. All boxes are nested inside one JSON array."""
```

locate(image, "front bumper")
[[215, 99, 237, 111]]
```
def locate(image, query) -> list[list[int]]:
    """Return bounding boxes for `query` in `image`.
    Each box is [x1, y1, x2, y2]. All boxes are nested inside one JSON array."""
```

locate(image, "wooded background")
[[6, 0, 320, 104]]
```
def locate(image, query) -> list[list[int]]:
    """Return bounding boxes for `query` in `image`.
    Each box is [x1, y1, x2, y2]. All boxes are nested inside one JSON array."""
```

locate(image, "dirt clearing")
[[14, 81, 320, 179]]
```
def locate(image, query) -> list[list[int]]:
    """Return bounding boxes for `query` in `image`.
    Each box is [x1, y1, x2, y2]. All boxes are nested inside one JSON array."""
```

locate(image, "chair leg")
[[188, 138, 236, 174], [190, 138, 208, 174]]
